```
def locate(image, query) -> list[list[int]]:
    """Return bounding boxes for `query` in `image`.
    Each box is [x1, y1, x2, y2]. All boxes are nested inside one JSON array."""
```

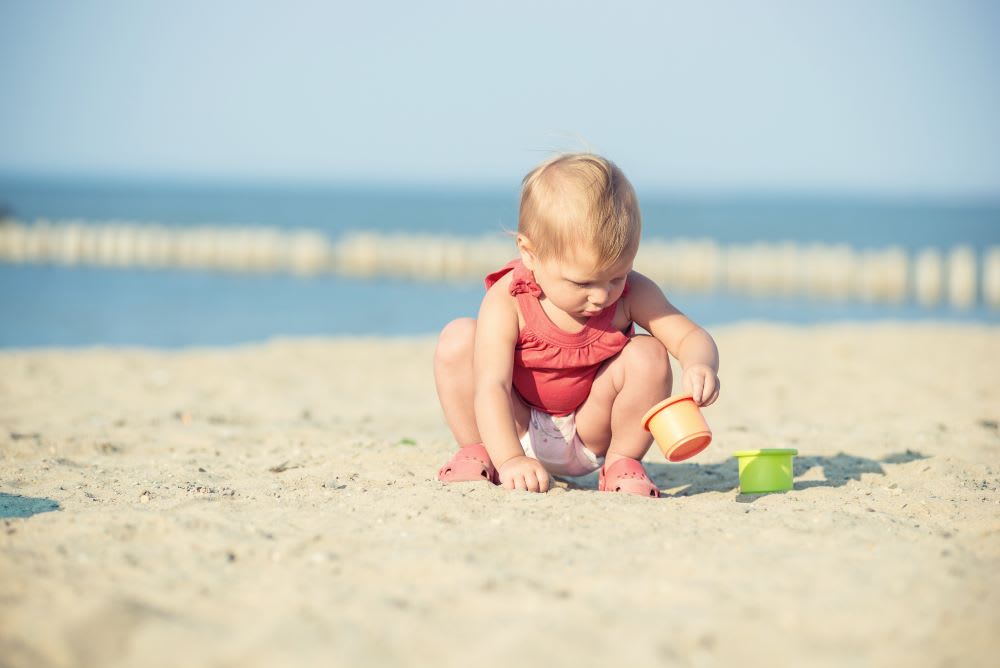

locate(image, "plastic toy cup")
[[641, 394, 713, 462], [733, 449, 798, 494]]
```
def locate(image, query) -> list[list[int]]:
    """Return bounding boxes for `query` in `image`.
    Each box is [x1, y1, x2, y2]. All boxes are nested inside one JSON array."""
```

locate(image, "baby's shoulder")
[[488, 268, 514, 291], [623, 270, 663, 309], [626, 270, 658, 291], [478, 271, 524, 338], [481, 271, 518, 311], [623, 270, 680, 328]]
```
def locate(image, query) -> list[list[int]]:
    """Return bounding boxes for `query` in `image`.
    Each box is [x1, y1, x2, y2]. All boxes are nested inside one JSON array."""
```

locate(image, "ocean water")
[[1, 177, 998, 348]]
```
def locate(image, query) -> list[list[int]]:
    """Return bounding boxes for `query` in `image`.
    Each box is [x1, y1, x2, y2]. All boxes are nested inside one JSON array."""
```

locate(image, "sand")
[[1, 322, 998, 667]]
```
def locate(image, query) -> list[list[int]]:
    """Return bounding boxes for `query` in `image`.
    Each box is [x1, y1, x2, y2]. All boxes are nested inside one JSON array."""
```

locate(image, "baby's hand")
[[497, 455, 550, 493], [682, 363, 721, 407]]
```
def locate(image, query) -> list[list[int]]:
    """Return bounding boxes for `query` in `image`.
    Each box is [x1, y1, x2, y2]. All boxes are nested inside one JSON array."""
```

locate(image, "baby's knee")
[[623, 335, 671, 380], [435, 317, 476, 364]]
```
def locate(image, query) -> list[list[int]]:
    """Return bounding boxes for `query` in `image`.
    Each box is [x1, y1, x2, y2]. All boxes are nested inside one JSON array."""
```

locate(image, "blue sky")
[[1, 0, 999, 196]]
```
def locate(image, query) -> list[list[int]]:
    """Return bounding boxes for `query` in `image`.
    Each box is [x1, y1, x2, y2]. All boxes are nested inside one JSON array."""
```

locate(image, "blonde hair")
[[518, 153, 641, 268]]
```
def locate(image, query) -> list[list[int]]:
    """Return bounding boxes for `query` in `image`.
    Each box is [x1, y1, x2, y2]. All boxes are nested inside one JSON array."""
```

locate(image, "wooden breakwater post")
[[913, 248, 944, 308], [984, 247, 1000, 309], [946, 245, 977, 310]]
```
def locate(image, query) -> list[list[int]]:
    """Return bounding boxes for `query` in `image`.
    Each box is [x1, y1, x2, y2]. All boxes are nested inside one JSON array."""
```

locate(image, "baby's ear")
[[516, 234, 536, 270]]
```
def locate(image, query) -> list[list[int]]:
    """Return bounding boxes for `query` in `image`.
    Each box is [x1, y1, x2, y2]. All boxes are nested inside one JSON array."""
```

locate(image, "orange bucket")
[[641, 394, 712, 462]]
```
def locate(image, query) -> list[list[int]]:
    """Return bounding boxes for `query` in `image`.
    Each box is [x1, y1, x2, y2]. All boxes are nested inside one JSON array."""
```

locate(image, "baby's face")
[[531, 247, 634, 319]]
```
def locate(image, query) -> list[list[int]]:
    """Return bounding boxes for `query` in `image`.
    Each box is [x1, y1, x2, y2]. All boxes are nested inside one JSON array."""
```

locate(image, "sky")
[[1, 0, 999, 196]]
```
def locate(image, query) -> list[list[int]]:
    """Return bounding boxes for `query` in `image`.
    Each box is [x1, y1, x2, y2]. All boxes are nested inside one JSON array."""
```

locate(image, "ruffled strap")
[[485, 259, 543, 299], [509, 273, 542, 298]]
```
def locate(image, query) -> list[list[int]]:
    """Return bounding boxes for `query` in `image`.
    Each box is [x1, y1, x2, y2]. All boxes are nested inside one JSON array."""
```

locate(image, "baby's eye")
[[570, 280, 589, 288]]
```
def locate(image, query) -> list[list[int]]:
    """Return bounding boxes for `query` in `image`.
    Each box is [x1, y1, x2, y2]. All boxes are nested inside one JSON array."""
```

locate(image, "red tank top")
[[485, 259, 634, 416]]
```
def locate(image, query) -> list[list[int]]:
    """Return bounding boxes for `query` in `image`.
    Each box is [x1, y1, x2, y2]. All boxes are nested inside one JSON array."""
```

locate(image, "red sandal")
[[437, 443, 500, 485], [598, 457, 661, 498]]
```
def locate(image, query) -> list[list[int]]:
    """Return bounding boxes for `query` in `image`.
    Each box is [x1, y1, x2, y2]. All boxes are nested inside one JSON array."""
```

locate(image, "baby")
[[434, 153, 720, 496]]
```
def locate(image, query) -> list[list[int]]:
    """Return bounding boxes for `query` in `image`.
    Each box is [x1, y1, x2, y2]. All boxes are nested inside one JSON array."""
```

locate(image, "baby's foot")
[[598, 457, 660, 498], [437, 443, 500, 485]]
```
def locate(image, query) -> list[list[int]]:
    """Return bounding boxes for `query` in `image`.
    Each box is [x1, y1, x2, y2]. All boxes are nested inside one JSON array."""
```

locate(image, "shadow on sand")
[[558, 449, 929, 500], [0, 492, 61, 519]]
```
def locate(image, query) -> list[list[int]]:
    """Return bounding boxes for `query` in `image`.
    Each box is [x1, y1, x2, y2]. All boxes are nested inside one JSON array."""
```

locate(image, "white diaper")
[[519, 409, 605, 477]]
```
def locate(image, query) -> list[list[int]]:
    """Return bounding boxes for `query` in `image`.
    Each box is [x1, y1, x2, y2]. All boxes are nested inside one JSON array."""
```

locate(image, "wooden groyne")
[[0, 219, 997, 309]]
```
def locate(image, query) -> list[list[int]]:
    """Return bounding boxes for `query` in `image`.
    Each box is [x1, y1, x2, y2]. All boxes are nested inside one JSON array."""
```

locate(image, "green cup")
[[733, 449, 798, 494]]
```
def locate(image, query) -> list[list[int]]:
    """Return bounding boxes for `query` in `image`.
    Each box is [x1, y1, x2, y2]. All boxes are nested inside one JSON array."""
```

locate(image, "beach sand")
[[1, 323, 998, 667]]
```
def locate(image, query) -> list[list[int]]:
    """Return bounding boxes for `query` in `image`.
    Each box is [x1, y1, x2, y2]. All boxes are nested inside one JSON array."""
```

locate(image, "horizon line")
[[2, 168, 1000, 206]]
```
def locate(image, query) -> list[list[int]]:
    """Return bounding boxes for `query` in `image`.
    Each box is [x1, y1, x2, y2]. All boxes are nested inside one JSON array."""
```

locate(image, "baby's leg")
[[433, 318, 530, 446], [575, 335, 672, 468], [434, 318, 480, 445]]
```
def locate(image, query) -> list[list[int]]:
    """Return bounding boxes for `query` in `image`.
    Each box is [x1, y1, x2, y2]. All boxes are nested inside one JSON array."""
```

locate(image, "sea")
[[1, 177, 999, 348]]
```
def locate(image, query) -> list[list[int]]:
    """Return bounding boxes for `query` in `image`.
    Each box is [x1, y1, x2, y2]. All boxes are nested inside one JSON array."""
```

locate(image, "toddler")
[[434, 153, 720, 497]]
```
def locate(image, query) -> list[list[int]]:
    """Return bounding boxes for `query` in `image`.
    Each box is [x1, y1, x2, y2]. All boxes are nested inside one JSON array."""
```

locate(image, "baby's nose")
[[589, 288, 609, 305]]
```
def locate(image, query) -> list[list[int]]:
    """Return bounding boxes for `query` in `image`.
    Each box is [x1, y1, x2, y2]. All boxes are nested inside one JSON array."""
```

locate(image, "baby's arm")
[[473, 284, 550, 492], [627, 272, 721, 406]]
